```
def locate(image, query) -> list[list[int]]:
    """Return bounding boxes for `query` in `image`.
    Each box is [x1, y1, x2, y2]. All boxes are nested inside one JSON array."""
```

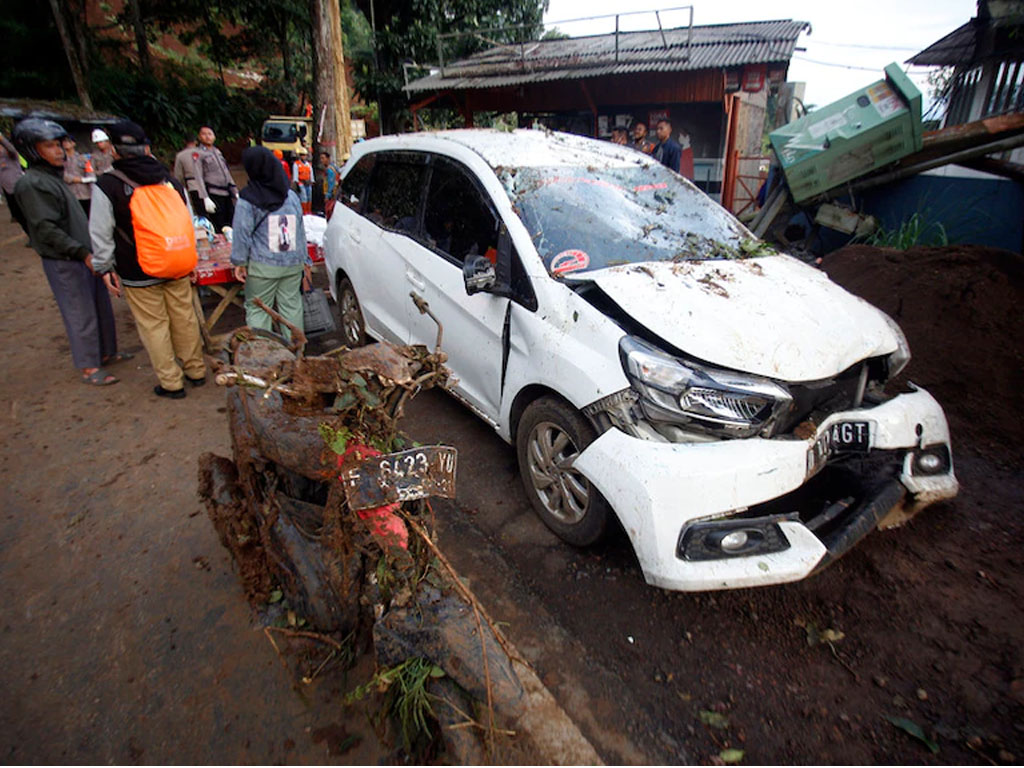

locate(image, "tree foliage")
[[350, 0, 548, 131]]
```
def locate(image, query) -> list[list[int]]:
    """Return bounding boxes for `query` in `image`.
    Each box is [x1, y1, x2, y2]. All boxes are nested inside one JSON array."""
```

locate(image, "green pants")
[[243, 262, 304, 341]]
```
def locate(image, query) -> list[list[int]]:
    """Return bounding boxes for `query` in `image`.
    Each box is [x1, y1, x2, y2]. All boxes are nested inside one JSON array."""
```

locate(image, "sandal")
[[82, 368, 119, 386], [101, 352, 135, 365]]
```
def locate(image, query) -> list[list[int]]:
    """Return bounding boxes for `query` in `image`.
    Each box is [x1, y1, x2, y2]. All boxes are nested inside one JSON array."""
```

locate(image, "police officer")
[[193, 125, 237, 232]]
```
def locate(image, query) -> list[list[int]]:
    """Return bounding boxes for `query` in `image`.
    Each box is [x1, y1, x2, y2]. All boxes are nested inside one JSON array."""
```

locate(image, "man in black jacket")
[[12, 118, 123, 386], [89, 120, 205, 399]]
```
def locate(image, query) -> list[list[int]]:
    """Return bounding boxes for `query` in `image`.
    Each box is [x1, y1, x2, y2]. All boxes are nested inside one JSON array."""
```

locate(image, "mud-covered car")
[[323, 129, 958, 592]]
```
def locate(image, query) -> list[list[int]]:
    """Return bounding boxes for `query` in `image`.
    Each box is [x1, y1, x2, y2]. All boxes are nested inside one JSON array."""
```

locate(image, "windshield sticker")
[[551, 249, 590, 275]]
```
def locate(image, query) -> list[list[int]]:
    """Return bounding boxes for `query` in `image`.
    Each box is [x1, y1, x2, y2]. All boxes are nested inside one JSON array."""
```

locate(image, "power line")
[[792, 55, 892, 72], [807, 40, 919, 51]]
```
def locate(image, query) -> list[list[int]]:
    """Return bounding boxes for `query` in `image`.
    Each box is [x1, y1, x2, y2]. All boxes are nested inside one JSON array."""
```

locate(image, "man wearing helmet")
[[12, 118, 125, 386]]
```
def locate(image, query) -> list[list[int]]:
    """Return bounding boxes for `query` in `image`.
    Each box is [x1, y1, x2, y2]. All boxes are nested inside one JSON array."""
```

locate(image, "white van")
[[323, 129, 958, 592]]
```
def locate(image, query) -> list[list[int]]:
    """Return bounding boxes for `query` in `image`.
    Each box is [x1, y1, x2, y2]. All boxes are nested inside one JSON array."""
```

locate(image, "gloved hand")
[[203, 197, 217, 214]]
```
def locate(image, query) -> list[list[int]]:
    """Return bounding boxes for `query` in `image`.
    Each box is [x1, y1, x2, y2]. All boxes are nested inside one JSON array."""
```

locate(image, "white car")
[[323, 129, 958, 592]]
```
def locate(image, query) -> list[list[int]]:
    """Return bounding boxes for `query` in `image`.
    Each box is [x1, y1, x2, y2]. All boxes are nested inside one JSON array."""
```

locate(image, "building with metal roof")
[[404, 17, 809, 213]]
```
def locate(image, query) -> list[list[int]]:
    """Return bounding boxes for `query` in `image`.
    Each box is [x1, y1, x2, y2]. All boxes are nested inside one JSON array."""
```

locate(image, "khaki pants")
[[124, 277, 206, 390]]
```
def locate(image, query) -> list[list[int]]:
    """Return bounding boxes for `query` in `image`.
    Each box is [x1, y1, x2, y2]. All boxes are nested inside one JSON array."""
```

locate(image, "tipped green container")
[[770, 63, 923, 203]]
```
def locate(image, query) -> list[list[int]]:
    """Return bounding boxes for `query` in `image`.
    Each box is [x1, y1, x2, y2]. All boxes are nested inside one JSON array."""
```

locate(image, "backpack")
[[109, 170, 198, 279]]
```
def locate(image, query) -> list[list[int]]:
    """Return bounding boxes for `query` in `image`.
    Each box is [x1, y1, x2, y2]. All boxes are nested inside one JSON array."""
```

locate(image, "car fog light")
[[912, 444, 951, 476], [720, 530, 749, 552]]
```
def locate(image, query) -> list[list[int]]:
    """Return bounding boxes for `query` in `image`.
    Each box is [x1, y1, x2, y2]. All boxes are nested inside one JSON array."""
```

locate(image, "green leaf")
[[699, 710, 729, 730], [332, 391, 356, 410], [720, 748, 745, 764], [318, 423, 351, 454], [268, 589, 283, 604], [885, 715, 939, 754], [428, 665, 446, 678], [351, 373, 367, 388]]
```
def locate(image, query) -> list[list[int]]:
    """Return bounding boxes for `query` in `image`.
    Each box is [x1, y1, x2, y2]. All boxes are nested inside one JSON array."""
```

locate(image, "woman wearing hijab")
[[230, 146, 311, 341]]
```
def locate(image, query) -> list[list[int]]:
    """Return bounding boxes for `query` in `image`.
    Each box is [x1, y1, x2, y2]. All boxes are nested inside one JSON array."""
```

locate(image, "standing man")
[[90, 120, 206, 399], [652, 118, 682, 174], [318, 150, 341, 218], [91, 128, 114, 174], [0, 131, 27, 233], [12, 118, 121, 386], [172, 138, 202, 214], [632, 121, 655, 154], [610, 125, 629, 146], [292, 147, 313, 215], [62, 136, 96, 216], [193, 125, 237, 232]]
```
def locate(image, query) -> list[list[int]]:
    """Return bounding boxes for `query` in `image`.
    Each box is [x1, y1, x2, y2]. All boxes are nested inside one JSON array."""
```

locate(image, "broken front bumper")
[[574, 386, 958, 592]]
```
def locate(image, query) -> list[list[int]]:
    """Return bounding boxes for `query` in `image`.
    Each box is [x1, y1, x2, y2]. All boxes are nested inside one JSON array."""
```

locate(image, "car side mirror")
[[463, 255, 496, 295]]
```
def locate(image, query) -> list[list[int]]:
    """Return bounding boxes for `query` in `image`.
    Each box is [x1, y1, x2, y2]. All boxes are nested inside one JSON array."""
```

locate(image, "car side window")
[[364, 160, 425, 236], [339, 154, 375, 210], [423, 157, 499, 266]]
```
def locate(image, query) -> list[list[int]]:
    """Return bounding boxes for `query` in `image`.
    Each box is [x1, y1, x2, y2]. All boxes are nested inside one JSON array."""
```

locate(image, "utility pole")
[[311, 0, 352, 162], [48, 0, 93, 110]]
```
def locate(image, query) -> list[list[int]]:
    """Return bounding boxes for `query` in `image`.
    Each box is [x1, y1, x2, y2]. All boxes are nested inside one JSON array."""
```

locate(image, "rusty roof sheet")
[[406, 19, 809, 93]]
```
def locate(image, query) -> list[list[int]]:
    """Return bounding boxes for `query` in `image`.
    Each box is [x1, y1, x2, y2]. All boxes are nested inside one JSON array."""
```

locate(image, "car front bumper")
[[573, 385, 958, 592]]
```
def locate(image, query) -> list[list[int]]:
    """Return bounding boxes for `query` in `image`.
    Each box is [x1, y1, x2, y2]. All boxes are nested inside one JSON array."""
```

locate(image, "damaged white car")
[[324, 129, 958, 592]]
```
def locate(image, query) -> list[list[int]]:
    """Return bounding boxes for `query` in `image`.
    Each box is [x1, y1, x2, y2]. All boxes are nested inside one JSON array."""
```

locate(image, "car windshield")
[[501, 161, 768, 277], [263, 122, 298, 141]]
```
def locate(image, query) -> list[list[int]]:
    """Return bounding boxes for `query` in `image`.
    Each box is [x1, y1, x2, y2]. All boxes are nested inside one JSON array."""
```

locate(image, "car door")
[[345, 152, 429, 346], [405, 155, 510, 423]]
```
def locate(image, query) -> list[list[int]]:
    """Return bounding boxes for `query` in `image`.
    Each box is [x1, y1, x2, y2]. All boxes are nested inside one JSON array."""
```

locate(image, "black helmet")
[[11, 118, 69, 165]]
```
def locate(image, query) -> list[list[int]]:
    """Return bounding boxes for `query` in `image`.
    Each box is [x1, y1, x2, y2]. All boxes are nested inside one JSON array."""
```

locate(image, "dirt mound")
[[822, 244, 1024, 464]]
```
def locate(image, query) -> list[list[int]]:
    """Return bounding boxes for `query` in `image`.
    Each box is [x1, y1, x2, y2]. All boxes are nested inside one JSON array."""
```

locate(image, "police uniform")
[[194, 144, 237, 232]]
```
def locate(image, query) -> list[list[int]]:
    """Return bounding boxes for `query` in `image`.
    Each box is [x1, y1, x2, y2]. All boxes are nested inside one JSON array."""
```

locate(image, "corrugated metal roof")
[[406, 19, 810, 93], [906, 21, 977, 66]]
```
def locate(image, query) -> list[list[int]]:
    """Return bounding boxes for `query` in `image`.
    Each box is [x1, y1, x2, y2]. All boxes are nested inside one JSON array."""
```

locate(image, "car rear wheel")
[[516, 396, 609, 546], [336, 276, 366, 347]]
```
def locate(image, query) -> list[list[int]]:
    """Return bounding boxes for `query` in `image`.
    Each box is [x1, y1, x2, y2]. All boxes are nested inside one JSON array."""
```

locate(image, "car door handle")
[[407, 272, 425, 292], [348, 230, 361, 244]]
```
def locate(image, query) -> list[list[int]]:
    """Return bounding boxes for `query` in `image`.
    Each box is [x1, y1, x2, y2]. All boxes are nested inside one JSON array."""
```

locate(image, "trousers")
[[244, 263, 304, 342], [41, 257, 117, 369], [123, 277, 205, 390]]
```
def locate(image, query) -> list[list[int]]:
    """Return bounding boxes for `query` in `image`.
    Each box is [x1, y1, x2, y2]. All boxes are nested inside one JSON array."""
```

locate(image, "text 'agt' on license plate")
[[807, 420, 871, 476], [343, 446, 457, 510]]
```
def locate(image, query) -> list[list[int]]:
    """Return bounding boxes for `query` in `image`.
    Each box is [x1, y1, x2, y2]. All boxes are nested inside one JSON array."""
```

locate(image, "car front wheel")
[[336, 275, 366, 347], [516, 396, 610, 546]]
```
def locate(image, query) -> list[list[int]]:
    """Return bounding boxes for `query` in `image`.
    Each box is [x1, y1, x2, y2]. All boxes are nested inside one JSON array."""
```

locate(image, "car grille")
[[776, 361, 868, 435]]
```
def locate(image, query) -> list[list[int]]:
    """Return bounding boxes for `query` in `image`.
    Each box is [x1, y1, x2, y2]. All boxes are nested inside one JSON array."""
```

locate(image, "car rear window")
[[501, 162, 766, 277]]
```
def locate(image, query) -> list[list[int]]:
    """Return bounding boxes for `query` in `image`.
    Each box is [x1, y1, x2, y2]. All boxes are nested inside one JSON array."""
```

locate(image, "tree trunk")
[[68, 0, 90, 81], [276, 21, 293, 110], [311, 0, 352, 161], [127, 0, 152, 77], [48, 0, 93, 110]]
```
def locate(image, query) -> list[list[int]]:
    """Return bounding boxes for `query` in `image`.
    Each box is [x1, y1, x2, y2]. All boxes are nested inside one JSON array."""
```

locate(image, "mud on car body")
[[324, 128, 958, 592]]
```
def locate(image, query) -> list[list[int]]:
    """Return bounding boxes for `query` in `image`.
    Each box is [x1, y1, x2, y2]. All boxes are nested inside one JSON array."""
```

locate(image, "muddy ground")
[[1, 203, 1022, 766]]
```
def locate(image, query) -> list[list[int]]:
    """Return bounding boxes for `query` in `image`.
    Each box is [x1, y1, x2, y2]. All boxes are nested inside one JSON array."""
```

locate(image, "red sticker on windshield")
[[551, 249, 590, 275]]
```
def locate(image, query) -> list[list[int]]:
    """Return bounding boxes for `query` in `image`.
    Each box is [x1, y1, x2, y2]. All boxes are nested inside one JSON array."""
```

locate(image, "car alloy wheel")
[[336, 276, 365, 347], [516, 396, 609, 546], [526, 420, 589, 525]]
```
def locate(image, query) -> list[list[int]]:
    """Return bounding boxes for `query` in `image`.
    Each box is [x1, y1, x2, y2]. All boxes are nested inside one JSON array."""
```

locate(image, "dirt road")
[[0, 217, 379, 764]]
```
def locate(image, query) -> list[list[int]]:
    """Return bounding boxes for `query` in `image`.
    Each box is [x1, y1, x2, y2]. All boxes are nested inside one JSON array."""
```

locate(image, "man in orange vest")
[[292, 147, 313, 215]]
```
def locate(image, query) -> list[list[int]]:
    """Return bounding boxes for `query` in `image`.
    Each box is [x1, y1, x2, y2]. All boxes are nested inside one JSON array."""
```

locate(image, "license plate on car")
[[342, 446, 457, 510], [807, 421, 871, 477]]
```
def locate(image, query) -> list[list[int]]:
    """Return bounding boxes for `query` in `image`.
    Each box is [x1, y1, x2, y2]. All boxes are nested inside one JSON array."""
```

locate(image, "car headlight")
[[619, 336, 793, 438], [879, 312, 911, 380]]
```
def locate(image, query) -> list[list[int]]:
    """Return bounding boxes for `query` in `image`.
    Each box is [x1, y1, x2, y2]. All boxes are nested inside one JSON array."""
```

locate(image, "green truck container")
[[769, 63, 923, 203]]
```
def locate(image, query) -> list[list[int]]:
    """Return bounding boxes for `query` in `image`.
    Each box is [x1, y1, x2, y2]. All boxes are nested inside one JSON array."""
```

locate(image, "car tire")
[[336, 275, 366, 347], [516, 396, 610, 546]]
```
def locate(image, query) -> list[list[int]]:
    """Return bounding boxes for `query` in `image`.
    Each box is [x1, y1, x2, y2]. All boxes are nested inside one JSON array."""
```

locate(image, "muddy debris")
[[197, 325, 569, 762]]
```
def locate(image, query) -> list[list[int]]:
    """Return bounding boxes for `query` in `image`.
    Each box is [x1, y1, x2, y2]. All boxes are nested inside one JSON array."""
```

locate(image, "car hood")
[[579, 255, 898, 381]]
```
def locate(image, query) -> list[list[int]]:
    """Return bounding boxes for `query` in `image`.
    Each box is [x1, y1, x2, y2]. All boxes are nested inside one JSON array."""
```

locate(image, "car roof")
[[360, 128, 651, 171]]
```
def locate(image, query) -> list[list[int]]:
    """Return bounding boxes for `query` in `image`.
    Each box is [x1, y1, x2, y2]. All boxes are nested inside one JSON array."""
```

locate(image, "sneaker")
[[154, 385, 186, 399]]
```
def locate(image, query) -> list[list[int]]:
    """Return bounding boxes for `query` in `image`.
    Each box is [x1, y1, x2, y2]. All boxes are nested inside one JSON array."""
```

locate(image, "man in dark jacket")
[[652, 118, 682, 174], [90, 120, 206, 399], [12, 118, 122, 385]]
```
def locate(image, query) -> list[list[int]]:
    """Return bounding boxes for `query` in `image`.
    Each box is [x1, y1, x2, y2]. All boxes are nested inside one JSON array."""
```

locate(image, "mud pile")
[[822, 244, 1024, 463]]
